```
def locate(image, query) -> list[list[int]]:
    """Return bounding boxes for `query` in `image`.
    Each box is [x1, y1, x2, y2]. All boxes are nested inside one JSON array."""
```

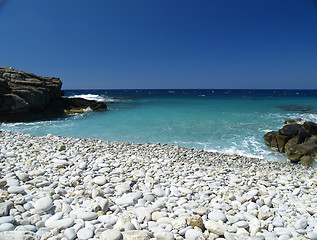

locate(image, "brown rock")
[[263, 131, 278, 151], [277, 134, 291, 152], [286, 136, 317, 163], [302, 121, 317, 135], [300, 155, 315, 166], [278, 124, 309, 138], [187, 215, 204, 229], [264, 121, 317, 165], [0, 67, 107, 122], [285, 135, 304, 154]]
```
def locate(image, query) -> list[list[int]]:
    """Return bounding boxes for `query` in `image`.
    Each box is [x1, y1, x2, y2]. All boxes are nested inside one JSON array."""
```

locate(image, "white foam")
[[67, 94, 132, 103], [68, 94, 108, 102]]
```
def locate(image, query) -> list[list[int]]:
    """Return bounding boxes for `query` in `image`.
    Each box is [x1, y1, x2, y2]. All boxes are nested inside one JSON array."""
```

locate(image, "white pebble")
[[185, 229, 204, 240], [77, 227, 94, 240], [34, 196, 53, 211], [64, 228, 77, 240], [7, 186, 24, 194], [208, 210, 227, 222], [0, 223, 15, 231], [100, 228, 123, 240]]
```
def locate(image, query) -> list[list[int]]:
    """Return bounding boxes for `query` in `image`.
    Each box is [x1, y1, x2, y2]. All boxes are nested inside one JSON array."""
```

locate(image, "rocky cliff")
[[0, 67, 106, 122], [264, 119, 317, 165]]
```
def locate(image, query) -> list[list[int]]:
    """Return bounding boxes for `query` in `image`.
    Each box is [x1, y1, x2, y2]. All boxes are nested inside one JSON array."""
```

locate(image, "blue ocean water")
[[1, 89, 317, 162]]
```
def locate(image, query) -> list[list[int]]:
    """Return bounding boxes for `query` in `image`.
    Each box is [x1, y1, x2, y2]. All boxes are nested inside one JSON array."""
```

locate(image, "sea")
[[1, 89, 317, 163]]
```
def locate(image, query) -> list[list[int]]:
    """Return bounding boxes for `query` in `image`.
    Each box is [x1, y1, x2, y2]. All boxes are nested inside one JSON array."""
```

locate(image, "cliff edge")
[[0, 67, 106, 122]]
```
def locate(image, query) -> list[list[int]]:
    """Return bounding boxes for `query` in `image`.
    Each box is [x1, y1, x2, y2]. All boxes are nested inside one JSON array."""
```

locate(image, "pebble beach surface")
[[0, 131, 317, 240]]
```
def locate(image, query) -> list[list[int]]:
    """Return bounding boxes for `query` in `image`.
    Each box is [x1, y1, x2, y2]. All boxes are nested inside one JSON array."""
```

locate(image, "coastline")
[[0, 130, 317, 239]]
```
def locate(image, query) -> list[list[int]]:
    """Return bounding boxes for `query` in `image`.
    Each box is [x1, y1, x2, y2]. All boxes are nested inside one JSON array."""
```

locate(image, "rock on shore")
[[264, 119, 317, 165], [0, 67, 106, 122], [0, 131, 317, 239]]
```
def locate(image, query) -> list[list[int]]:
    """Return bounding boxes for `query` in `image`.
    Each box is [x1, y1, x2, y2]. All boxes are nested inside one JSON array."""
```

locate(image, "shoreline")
[[0, 130, 317, 239]]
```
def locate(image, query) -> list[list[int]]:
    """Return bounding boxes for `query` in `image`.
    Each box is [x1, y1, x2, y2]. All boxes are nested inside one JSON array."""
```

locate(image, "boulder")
[[57, 97, 107, 114], [263, 131, 278, 151], [302, 121, 317, 135], [264, 120, 317, 165], [0, 67, 107, 122], [278, 124, 309, 139]]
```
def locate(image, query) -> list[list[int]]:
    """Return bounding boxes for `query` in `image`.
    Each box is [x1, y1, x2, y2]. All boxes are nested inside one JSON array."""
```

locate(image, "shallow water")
[[1, 89, 317, 163]]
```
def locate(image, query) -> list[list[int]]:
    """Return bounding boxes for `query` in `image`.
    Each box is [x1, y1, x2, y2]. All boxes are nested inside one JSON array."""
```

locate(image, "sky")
[[0, 0, 317, 89]]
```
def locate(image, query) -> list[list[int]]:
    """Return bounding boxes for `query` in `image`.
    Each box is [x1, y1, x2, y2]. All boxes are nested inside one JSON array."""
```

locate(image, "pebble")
[[64, 228, 77, 240], [154, 231, 174, 240], [294, 219, 308, 229], [0, 131, 316, 240], [307, 232, 317, 240], [7, 186, 24, 194], [34, 196, 54, 211], [121, 230, 150, 240], [236, 220, 249, 229], [93, 176, 107, 185], [16, 172, 29, 182], [78, 162, 87, 170], [0, 216, 15, 224], [0, 201, 13, 217], [45, 217, 74, 229], [186, 216, 203, 229], [77, 227, 94, 240], [0, 222, 15, 231], [115, 196, 135, 206], [76, 212, 98, 221], [208, 210, 227, 222], [185, 229, 204, 240], [153, 187, 165, 197], [205, 220, 226, 235], [100, 228, 123, 240]]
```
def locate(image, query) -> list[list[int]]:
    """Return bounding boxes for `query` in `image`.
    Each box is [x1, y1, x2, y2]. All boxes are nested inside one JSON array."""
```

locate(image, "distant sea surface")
[[2, 89, 317, 162]]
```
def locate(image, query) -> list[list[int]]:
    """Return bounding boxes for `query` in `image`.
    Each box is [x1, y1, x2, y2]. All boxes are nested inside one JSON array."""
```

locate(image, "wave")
[[67, 94, 109, 102], [67, 94, 131, 103]]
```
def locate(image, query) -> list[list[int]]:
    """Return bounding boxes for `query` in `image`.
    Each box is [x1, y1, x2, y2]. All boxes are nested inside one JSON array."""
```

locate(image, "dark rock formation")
[[57, 97, 107, 114], [0, 67, 107, 122], [279, 105, 317, 114], [264, 120, 317, 165]]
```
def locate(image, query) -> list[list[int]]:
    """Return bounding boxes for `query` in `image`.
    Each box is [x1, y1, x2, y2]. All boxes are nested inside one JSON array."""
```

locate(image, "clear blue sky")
[[1, 0, 317, 89]]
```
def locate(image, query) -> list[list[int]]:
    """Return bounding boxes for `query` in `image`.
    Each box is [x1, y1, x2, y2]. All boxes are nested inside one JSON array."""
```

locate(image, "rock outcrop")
[[0, 67, 107, 122], [264, 119, 317, 165]]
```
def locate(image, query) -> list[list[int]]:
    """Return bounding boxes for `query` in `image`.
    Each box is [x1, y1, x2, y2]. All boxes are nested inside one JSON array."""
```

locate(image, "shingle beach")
[[0, 131, 317, 240]]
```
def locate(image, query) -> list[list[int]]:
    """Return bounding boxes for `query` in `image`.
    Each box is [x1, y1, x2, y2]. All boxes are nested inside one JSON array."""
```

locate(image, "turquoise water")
[[1, 89, 317, 162]]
